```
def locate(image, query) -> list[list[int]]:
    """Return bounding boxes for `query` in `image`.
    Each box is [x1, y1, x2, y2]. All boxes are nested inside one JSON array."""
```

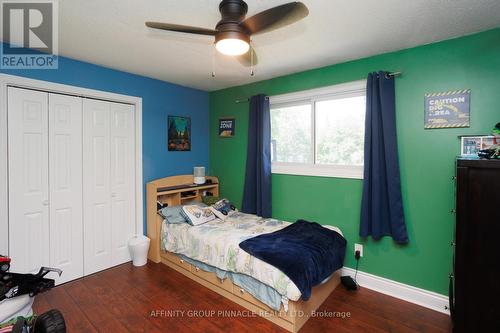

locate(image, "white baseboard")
[[342, 267, 450, 315]]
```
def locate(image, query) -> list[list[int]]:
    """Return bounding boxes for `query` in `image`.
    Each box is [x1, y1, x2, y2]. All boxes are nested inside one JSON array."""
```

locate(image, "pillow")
[[157, 202, 207, 224], [158, 206, 188, 224], [209, 199, 238, 220], [181, 205, 216, 226], [202, 196, 220, 206]]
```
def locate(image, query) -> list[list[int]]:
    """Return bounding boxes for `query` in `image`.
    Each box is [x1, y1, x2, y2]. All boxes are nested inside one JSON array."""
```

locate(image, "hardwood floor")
[[33, 262, 451, 333]]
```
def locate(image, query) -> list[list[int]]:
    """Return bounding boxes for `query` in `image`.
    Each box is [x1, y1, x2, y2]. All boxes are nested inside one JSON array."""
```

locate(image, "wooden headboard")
[[146, 175, 219, 262]]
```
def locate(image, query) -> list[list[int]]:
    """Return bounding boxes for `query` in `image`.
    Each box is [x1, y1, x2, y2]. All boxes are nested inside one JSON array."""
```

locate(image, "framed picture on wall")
[[219, 118, 235, 137], [168, 116, 191, 151], [424, 89, 471, 129]]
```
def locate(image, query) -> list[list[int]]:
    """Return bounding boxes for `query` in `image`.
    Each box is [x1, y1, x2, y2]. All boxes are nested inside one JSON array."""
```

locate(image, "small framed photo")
[[219, 118, 235, 137]]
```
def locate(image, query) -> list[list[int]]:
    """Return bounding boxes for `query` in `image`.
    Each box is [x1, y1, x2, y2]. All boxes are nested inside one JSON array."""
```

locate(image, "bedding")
[[209, 198, 238, 220], [239, 219, 347, 300], [161, 211, 343, 308], [158, 202, 207, 224], [179, 254, 284, 311], [181, 205, 216, 226], [158, 206, 187, 224]]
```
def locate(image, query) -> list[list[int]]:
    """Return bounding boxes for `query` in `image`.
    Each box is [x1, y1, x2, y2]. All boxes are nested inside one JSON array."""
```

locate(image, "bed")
[[146, 175, 343, 333]]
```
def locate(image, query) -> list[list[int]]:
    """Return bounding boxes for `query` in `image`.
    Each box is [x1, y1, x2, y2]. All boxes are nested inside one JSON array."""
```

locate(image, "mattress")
[[160, 212, 342, 306]]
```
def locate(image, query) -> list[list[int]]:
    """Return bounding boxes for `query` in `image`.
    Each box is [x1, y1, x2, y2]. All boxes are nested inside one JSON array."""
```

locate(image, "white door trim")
[[0, 73, 144, 256]]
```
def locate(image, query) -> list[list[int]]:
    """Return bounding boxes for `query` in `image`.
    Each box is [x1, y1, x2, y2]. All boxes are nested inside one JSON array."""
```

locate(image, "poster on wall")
[[424, 89, 471, 129], [219, 118, 235, 137], [168, 116, 191, 151]]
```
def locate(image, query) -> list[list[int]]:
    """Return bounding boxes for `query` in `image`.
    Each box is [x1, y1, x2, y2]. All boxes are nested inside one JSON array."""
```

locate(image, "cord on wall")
[[340, 250, 361, 291], [354, 250, 361, 285]]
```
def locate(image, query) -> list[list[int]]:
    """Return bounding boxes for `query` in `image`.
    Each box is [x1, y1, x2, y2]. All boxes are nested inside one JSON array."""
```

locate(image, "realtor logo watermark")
[[1, 0, 58, 69]]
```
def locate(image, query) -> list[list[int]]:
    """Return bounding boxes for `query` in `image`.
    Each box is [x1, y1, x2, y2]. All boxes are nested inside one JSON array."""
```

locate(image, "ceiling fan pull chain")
[[250, 41, 255, 77], [211, 43, 216, 78]]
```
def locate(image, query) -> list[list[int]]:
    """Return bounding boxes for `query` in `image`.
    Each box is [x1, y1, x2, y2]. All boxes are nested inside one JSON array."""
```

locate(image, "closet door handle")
[[42, 200, 49, 206], [111, 193, 117, 198]]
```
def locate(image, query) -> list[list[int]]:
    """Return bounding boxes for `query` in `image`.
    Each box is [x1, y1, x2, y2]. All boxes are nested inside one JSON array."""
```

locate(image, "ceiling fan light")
[[215, 38, 250, 56]]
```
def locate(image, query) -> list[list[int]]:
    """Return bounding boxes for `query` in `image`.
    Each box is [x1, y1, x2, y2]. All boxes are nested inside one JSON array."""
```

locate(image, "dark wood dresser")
[[452, 159, 500, 332]]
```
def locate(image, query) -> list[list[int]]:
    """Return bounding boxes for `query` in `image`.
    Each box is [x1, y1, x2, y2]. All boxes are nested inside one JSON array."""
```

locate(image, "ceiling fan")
[[145, 0, 309, 67]]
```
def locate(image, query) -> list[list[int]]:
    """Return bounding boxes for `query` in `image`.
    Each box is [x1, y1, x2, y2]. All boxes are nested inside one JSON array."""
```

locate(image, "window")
[[270, 80, 366, 179]]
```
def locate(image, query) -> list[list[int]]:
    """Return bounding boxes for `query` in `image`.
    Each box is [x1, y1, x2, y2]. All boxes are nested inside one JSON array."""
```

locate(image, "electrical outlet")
[[354, 243, 363, 257]]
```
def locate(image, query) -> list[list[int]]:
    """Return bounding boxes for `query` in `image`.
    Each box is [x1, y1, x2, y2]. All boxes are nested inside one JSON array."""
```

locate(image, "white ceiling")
[[31, 1, 500, 91]]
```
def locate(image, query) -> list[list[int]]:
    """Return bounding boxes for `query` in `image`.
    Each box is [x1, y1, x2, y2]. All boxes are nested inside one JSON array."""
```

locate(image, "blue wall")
[[1, 50, 210, 234]]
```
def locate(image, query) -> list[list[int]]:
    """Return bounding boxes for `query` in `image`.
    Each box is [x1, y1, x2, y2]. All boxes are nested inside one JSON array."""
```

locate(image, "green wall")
[[209, 28, 500, 295]]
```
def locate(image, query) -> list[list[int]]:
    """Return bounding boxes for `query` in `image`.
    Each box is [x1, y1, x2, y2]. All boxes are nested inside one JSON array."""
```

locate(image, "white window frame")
[[270, 80, 366, 179]]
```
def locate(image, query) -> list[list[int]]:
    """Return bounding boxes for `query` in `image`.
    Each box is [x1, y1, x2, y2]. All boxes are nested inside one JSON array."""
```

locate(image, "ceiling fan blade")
[[241, 2, 308, 35], [145, 22, 217, 36], [237, 46, 258, 67]]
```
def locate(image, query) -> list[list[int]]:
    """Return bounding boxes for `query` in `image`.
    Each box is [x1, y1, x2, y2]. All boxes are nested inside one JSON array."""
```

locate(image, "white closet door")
[[110, 102, 135, 265], [48, 94, 83, 284], [8, 87, 50, 273], [83, 99, 112, 275]]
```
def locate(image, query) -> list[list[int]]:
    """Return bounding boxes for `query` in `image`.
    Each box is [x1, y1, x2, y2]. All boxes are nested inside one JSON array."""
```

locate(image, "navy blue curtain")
[[360, 72, 408, 244], [242, 94, 272, 218]]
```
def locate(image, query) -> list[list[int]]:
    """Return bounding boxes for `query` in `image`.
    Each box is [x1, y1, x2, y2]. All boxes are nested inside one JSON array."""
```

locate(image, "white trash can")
[[128, 235, 150, 267]]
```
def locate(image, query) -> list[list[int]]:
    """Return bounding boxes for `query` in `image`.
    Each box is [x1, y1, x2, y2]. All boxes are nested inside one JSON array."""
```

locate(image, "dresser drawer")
[[164, 252, 192, 272], [192, 265, 233, 292]]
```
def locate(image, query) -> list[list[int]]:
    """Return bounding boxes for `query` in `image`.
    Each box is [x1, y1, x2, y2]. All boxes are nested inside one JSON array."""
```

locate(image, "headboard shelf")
[[180, 195, 198, 201], [156, 184, 218, 197], [146, 175, 219, 263], [157, 182, 218, 193]]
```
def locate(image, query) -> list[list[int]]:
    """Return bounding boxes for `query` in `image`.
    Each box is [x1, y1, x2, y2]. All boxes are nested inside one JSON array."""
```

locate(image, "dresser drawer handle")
[[240, 288, 245, 294], [219, 278, 224, 284], [180, 259, 184, 264], [195, 267, 200, 272]]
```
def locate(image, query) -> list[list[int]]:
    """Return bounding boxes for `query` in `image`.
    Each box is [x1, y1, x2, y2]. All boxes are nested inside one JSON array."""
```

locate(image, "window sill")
[[271, 163, 364, 180]]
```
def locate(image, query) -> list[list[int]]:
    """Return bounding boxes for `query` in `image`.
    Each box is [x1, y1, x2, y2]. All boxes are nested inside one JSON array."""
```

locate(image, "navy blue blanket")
[[239, 220, 346, 300]]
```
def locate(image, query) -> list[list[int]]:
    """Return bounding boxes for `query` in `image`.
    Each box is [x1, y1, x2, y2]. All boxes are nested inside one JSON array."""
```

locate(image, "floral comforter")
[[161, 212, 342, 302]]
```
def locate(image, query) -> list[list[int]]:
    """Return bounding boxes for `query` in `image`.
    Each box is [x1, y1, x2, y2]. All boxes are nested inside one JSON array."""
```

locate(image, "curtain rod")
[[235, 96, 270, 104], [387, 71, 402, 77], [234, 71, 403, 104]]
